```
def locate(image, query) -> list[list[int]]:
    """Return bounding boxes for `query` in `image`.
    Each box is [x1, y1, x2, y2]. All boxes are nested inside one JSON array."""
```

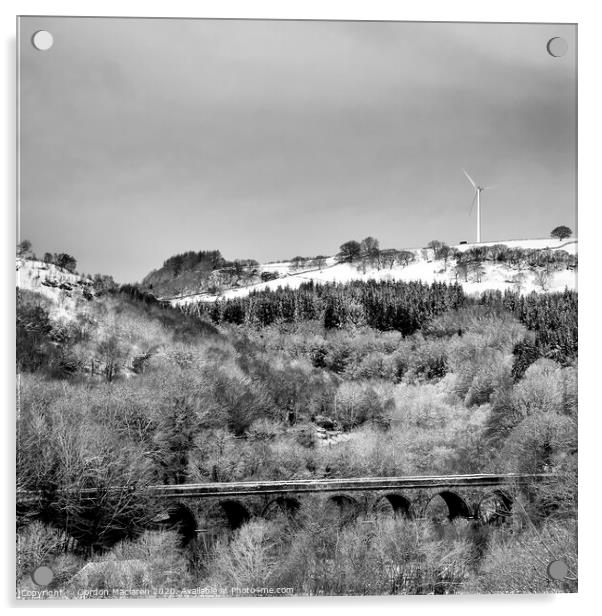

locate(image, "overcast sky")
[[19, 18, 576, 282]]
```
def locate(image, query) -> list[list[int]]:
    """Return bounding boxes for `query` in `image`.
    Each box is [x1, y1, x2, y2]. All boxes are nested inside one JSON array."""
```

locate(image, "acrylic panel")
[[16, 17, 577, 599]]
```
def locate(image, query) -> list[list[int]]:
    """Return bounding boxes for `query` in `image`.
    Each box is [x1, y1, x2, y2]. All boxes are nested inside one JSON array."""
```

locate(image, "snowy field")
[[169, 238, 578, 306]]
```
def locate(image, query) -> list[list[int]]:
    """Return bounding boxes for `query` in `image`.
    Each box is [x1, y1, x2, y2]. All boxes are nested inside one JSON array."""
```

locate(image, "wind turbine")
[[462, 169, 495, 243]]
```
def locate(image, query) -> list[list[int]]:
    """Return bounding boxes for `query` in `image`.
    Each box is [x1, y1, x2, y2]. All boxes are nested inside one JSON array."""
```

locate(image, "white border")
[[2, 1, 600, 614]]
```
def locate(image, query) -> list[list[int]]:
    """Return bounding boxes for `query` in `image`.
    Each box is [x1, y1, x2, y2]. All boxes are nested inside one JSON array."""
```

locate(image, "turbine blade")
[[463, 168, 477, 188], [482, 185, 497, 191], [469, 192, 477, 215]]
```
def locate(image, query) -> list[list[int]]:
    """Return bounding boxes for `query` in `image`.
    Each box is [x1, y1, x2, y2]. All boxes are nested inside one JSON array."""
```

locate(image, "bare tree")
[[468, 261, 486, 283], [455, 262, 469, 283], [397, 250, 415, 267], [96, 335, 125, 382], [534, 268, 551, 292], [426, 240, 443, 259], [312, 256, 327, 270], [360, 236, 379, 258], [359, 237, 380, 269], [380, 249, 398, 270]]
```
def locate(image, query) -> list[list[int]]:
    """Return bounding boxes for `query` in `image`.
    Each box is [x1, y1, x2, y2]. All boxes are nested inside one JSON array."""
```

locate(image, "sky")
[[18, 17, 577, 282]]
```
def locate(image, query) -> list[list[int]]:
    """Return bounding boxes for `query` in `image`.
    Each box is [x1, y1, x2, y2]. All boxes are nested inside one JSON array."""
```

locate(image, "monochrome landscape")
[[17, 17, 577, 598]]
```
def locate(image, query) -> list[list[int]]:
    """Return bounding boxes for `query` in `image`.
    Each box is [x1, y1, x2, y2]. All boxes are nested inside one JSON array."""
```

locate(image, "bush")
[[463, 352, 510, 408], [293, 424, 316, 448], [465, 520, 577, 593], [67, 531, 191, 593], [333, 381, 392, 430], [260, 271, 279, 282], [512, 359, 576, 419], [276, 516, 474, 595], [17, 522, 70, 582], [400, 336, 448, 382], [207, 520, 282, 588]]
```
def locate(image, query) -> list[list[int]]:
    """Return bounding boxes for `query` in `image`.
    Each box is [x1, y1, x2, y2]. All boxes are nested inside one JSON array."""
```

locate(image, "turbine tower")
[[462, 169, 494, 243]]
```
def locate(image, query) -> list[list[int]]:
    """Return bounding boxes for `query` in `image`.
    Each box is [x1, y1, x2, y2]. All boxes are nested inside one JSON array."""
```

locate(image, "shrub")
[[210, 369, 273, 436], [512, 359, 576, 419], [465, 520, 577, 593], [293, 424, 316, 448], [277, 516, 474, 595], [463, 352, 510, 408], [333, 381, 392, 430], [400, 337, 448, 382], [317, 425, 401, 477], [498, 408, 576, 520], [207, 520, 282, 588], [67, 531, 191, 593], [17, 522, 69, 582]]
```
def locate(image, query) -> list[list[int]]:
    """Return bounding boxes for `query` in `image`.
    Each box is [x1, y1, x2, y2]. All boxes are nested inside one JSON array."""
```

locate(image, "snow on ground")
[[169, 238, 578, 306], [16, 259, 93, 320], [453, 237, 577, 254]]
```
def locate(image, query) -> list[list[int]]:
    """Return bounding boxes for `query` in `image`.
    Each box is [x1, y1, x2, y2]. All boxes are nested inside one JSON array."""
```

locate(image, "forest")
[[16, 269, 577, 596]]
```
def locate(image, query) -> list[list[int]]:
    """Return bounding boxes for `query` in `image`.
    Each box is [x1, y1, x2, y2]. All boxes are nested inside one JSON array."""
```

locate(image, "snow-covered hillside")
[[16, 258, 94, 320], [453, 238, 577, 253], [169, 238, 578, 306]]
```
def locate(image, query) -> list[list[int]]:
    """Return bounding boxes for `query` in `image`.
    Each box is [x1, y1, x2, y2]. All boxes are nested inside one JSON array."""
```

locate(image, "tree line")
[[17, 239, 77, 273], [185, 280, 466, 335]]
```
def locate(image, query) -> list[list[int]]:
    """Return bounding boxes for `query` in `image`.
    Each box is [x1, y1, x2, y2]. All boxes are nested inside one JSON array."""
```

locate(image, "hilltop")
[[158, 238, 577, 307], [141, 250, 259, 299], [16, 258, 97, 321]]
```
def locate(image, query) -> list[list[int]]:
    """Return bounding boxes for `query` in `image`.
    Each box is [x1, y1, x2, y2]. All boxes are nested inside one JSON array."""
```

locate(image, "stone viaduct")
[[17, 473, 553, 545], [146, 473, 551, 542]]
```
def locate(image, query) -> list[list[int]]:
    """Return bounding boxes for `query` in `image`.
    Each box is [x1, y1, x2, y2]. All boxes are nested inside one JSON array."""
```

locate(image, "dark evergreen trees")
[[187, 280, 467, 335]]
